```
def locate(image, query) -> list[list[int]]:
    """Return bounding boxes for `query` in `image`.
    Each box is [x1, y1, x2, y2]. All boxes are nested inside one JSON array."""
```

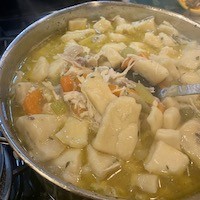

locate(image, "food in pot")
[[9, 15, 200, 199]]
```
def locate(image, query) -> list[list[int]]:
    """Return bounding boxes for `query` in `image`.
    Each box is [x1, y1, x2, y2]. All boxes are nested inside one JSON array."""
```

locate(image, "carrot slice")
[[60, 75, 74, 92], [23, 89, 43, 115], [108, 84, 121, 97]]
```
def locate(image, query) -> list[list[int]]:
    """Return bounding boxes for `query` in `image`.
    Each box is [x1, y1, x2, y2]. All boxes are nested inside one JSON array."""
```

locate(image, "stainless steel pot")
[[0, 1, 200, 200]]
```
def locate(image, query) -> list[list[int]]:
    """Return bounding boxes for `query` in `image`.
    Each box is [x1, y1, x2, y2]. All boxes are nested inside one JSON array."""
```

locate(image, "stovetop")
[[0, 0, 199, 200]]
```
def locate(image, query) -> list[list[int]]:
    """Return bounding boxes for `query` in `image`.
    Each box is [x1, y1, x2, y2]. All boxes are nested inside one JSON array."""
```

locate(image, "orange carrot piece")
[[23, 89, 43, 115], [108, 84, 121, 97], [60, 75, 74, 92]]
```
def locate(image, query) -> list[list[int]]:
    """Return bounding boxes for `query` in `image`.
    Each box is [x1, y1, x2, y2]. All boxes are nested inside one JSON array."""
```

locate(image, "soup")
[[9, 15, 200, 199]]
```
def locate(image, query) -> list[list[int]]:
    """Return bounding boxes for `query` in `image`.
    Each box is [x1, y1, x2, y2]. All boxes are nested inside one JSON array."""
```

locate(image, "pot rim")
[[0, 1, 200, 200]]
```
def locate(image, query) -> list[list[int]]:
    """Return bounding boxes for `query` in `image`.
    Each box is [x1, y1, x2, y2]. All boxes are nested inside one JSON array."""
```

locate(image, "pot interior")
[[0, 2, 200, 200]]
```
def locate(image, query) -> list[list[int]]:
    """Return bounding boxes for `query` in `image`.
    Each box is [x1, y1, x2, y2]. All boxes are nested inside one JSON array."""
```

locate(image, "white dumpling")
[[52, 148, 82, 185], [144, 141, 189, 175], [129, 42, 147, 54], [180, 71, 200, 84], [30, 56, 49, 82], [133, 174, 159, 193], [48, 58, 67, 80], [115, 23, 135, 34], [132, 16, 156, 32], [93, 17, 113, 33], [131, 55, 169, 85], [68, 18, 87, 31], [155, 129, 181, 150], [162, 97, 180, 109], [102, 42, 127, 52], [163, 107, 181, 129], [178, 48, 200, 70], [14, 82, 32, 105], [16, 114, 65, 161], [149, 53, 180, 81], [56, 117, 89, 148], [147, 105, 163, 134], [61, 29, 95, 42], [81, 73, 116, 115], [158, 32, 176, 47], [16, 114, 64, 143], [144, 32, 162, 48], [108, 32, 127, 42], [87, 145, 120, 179], [102, 46, 124, 68], [180, 119, 200, 169], [157, 21, 179, 36], [93, 96, 141, 159], [116, 123, 138, 160], [113, 15, 127, 26]]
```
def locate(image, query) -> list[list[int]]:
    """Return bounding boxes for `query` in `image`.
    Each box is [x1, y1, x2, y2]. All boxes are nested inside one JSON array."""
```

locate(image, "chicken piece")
[[180, 119, 200, 168], [163, 107, 181, 129], [93, 96, 141, 159], [56, 117, 89, 148], [144, 141, 189, 175], [132, 16, 156, 32], [52, 148, 82, 185], [30, 56, 49, 82], [133, 174, 159, 193], [131, 55, 169, 85], [93, 17, 112, 33], [87, 145, 120, 179], [61, 29, 95, 42], [81, 73, 116, 115], [14, 82, 32, 105], [147, 105, 163, 134], [144, 32, 162, 49], [68, 18, 87, 31], [155, 129, 181, 150], [15, 114, 65, 161]]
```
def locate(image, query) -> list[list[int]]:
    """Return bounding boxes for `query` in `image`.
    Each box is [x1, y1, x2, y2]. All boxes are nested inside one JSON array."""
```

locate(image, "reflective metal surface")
[[0, 1, 200, 199]]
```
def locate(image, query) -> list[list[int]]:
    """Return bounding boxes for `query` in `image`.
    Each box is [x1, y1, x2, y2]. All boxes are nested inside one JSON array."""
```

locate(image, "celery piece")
[[121, 47, 136, 58], [135, 83, 155, 104], [51, 100, 68, 115]]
